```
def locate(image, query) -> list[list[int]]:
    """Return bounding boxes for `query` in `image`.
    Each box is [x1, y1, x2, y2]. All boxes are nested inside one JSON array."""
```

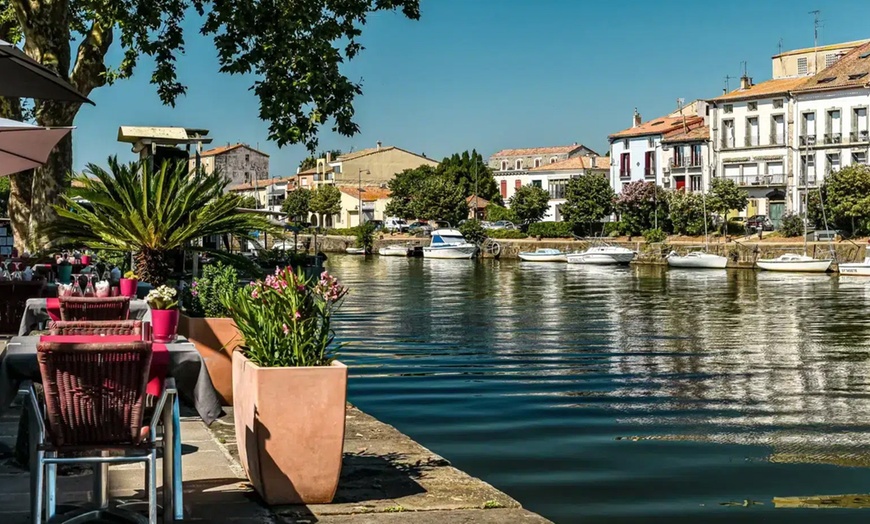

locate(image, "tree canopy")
[[282, 188, 311, 222], [384, 165, 437, 219], [411, 176, 467, 226], [559, 174, 614, 234], [821, 164, 870, 234], [706, 178, 748, 234], [667, 190, 711, 236], [509, 185, 550, 228], [614, 180, 670, 235], [308, 184, 342, 224], [437, 150, 503, 205]]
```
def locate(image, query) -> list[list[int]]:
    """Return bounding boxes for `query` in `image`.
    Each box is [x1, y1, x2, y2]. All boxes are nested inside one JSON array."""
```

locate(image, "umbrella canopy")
[[0, 39, 93, 105], [0, 118, 73, 176]]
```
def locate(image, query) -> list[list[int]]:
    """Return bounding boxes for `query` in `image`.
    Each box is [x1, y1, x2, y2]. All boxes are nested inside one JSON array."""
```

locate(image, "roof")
[[117, 126, 211, 145], [708, 77, 808, 102], [197, 143, 270, 158], [773, 39, 870, 58], [609, 116, 704, 140], [227, 176, 296, 192], [792, 41, 870, 93], [297, 165, 333, 176], [338, 186, 392, 201], [336, 146, 435, 164], [662, 124, 710, 143], [466, 195, 491, 209], [528, 155, 610, 171], [490, 144, 596, 158]]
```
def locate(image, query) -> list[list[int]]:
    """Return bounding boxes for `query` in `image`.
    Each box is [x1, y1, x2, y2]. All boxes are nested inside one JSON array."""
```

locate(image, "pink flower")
[[282, 323, 289, 335], [251, 289, 259, 299], [294, 311, 302, 320], [297, 285, 305, 292]]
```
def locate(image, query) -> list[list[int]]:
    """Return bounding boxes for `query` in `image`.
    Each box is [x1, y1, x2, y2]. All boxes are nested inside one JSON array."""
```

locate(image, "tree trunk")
[[0, 95, 33, 251], [135, 248, 171, 287]]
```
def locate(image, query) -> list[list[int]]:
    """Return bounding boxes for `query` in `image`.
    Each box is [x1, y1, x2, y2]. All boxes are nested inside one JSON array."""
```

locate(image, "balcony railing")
[[800, 174, 818, 186], [744, 135, 760, 147], [824, 133, 843, 144], [769, 133, 785, 145], [721, 136, 735, 149], [669, 158, 703, 168], [644, 168, 656, 179], [799, 135, 817, 146], [725, 174, 786, 186], [850, 130, 870, 143]]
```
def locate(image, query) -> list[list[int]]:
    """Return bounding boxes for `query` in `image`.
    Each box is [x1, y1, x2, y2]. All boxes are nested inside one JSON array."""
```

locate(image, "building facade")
[[311, 143, 438, 187], [661, 124, 711, 193], [333, 186, 392, 228], [524, 156, 610, 221], [191, 143, 270, 189], [772, 39, 869, 79], [227, 176, 297, 213]]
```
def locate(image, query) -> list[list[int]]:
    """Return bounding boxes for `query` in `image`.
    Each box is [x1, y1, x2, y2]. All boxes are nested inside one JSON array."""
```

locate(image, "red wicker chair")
[[48, 320, 143, 336], [58, 296, 131, 321], [27, 341, 165, 523]]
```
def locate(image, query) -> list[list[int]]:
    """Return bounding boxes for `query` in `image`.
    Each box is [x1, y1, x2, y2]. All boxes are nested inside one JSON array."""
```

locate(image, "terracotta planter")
[[178, 315, 239, 405], [119, 278, 138, 298], [232, 351, 347, 505]]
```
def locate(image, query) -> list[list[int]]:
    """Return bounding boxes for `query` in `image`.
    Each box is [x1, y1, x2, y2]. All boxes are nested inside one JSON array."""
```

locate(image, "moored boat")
[[837, 244, 870, 275], [378, 244, 412, 257], [422, 229, 478, 259], [756, 253, 832, 273], [518, 248, 567, 262], [345, 247, 368, 255], [667, 250, 728, 269], [567, 245, 635, 265]]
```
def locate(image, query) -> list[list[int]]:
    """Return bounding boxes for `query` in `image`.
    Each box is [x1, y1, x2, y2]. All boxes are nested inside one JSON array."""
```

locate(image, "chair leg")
[[147, 450, 158, 524], [45, 451, 57, 520], [31, 449, 44, 524]]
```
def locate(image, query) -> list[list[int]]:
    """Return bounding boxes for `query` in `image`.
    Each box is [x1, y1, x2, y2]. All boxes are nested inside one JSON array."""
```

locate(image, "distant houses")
[[190, 143, 270, 189]]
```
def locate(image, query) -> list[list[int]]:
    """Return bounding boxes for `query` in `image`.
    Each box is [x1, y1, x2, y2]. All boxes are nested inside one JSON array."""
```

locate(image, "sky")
[[71, 0, 870, 175]]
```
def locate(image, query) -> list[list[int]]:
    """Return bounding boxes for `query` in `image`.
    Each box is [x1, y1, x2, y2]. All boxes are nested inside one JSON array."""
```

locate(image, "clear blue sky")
[[72, 0, 870, 175]]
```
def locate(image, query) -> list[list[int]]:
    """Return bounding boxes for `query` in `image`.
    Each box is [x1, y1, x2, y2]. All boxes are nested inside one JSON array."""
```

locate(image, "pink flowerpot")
[[80, 255, 91, 265], [151, 309, 179, 343], [119, 278, 138, 298]]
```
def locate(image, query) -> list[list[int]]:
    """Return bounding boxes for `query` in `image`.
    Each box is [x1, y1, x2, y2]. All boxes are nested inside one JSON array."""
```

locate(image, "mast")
[[803, 136, 809, 257], [702, 189, 709, 252]]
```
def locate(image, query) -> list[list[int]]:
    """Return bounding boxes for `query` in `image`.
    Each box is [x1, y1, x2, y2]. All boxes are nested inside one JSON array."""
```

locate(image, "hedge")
[[527, 222, 575, 238], [486, 229, 528, 239]]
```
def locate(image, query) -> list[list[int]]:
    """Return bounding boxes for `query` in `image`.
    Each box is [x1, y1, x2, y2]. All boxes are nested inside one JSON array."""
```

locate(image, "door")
[[769, 202, 785, 229]]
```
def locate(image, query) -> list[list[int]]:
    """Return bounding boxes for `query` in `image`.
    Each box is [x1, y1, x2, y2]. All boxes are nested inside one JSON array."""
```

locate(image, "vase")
[[151, 309, 179, 343], [119, 278, 138, 298], [233, 352, 347, 504], [178, 315, 239, 405], [57, 264, 72, 284]]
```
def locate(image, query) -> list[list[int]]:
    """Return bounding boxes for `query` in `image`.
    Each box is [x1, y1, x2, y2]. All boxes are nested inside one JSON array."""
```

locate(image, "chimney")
[[296, 167, 301, 174], [326, 152, 331, 163], [376, 141, 382, 150], [633, 108, 642, 128], [587, 153, 597, 170], [740, 75, 752, 89]]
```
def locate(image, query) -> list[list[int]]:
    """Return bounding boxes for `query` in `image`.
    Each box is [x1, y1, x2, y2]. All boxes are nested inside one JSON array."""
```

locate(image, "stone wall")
[[214, 146, 270, 188]]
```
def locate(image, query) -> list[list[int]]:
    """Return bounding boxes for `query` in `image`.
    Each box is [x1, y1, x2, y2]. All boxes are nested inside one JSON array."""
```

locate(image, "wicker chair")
[[0, 281, 46, 334], [48, 320, 143, 336], [27, 341, 166, 523], [58, 296, 131, 321]]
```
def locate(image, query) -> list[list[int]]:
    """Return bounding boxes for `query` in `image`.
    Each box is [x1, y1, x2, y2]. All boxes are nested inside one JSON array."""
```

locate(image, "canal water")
[[327, 255, 870, 523]]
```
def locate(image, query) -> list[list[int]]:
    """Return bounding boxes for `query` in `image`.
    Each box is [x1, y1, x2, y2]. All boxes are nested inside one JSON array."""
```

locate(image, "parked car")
[[489, 220, 517, 230], [384, 217, 408, 233], [746, 215, 773, 232], [408, 221, 433, 236]]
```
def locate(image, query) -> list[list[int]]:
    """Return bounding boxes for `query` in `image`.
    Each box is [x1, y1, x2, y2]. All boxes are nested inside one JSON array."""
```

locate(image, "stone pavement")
[[0, 340, 550, 522]]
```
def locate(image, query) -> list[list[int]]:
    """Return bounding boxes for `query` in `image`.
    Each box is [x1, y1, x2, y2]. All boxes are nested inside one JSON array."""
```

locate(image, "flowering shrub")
[[146, 285, 178, 310], [181, 263, 239, 317], [221, 266, 348, 367]]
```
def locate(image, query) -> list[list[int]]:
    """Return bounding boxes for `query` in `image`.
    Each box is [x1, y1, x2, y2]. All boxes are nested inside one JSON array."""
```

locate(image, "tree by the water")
[[509, 185, 550, 229], [308, 184, 342, 229], [0, 0, 420, 250], [706, 178, 748, 234], [384, 165, 437, 219], [282, 188, 311, 223], [437, 150, 503, 205], [559, 174, 614, 235]]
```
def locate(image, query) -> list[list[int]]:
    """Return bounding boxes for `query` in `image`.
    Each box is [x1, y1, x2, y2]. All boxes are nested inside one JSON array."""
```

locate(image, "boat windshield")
[[433, 235, 466, 245]]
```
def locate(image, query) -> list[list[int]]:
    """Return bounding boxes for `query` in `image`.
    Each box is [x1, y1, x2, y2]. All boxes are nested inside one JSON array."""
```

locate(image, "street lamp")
[[358, 168, 371, 226]]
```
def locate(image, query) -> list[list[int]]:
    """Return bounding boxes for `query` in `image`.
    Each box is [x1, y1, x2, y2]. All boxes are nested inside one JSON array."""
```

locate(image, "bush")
[[603, 222, 622, 237], [486, 229, 528, 239], [323, 227, 357, 236], [485, 204, 517, 223], [778, 212, 804, 237], [355, 222, 376, 250], [643, 228, 667, 243], [182, 262, 239, 318], [527, 222, 575, 238], [459, 219, 487, 245]]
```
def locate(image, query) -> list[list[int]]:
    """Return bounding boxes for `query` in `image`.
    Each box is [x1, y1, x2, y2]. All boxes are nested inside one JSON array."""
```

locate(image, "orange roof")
[[297, 165, 333, 176], [528, 155, 610, 171], [708, 77, 808, 102], [227, 176, 296, 192], [792, 41, 870, 93], [610, 116, 704, 140], [466, 195, 491, 208], [338, 186, 391, 201], [662, 124, 710, 143], [197, 143, 270, 158], [490, 144, 594, 158]]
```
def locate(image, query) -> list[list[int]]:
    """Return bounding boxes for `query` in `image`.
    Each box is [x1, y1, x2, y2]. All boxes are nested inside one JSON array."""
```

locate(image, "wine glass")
[[84, 273, 96, 297], [72, 274, 84, 296]]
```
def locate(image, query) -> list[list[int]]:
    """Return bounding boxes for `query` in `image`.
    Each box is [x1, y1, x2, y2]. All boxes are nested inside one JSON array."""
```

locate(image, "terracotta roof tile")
[[708, 77, 808, 102], [490, 144, 594, 158], [792, 41, 870, 93], [662, 124, 710, 143], [297, 166, 333, 175], [528, 156, 610, 171], [338, 186, 391, 200], [466, 195, 491, 208], [610, 116, 704, 140], [197, 143, 270, 158]]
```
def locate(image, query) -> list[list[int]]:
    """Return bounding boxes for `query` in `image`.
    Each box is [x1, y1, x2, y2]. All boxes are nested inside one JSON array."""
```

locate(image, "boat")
[[756, 253, 832, 272], [567, 245, 635, 265], [518, 248, 567, 262], [422, 229, 478, 259], [836, 244, 870, 275], [345, 247, 368, 255], [667, 250, 728, 269], [378, 244, 412, 257]]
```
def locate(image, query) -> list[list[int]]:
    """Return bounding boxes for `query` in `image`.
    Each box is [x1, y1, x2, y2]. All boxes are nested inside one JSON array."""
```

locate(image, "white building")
[[661, 123, 712, 193], [526, 156, 610, 221], [489, 144, 599, 203]]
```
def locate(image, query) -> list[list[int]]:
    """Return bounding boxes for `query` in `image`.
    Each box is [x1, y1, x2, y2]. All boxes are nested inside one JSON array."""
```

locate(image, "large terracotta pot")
[[232, 351, 347, 505], [178, 315, 239, 405]]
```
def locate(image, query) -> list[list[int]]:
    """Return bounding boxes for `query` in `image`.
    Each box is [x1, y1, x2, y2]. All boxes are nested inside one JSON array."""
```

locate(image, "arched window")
[[501, 160, 507, 171], [550, 157, 557, 164], [515, 159, 523, 170], [534, 158, 541, 168]]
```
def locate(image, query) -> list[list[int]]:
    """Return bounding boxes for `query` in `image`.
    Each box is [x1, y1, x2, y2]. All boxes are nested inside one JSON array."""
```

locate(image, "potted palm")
[[179, 263, 241, 404], [221, 266, 348, 505], [145, 285, 180, 343]]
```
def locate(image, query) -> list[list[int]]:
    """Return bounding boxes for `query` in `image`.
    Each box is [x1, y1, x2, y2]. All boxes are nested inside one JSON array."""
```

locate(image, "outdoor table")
[[17, 297, 151, 336], [0, 335, 223, 521]]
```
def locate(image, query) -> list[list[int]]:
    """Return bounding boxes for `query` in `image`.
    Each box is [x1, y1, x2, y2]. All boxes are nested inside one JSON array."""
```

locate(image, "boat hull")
[[518, 253, 567, 262], [345, 247, 367, 255], [378, 246, 410, 257], [667, 254, 728, 269], [567, 253, 634, 265], [422, 245, 477, 259], [756, 259, 832, 272], [838, 263, 870, 276]]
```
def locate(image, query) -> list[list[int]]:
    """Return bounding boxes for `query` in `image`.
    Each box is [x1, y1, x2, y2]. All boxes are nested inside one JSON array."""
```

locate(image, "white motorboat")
[[837, 244, 870, 275], [518, 248, 567, 262], [345, 247, 368, 255], [422, 229, 478, 259], [567, 245, 635, 265], [667, 250, 728, 269], [756, 253, 832, 272], [378, 244, 412, 257]]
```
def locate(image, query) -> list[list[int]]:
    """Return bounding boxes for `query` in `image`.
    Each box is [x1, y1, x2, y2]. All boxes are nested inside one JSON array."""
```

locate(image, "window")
[[826, 109, 841, 143], [690, 175, 702, 192], [771, 114, 785, 144], [644, 151, 656, 177], [549, 179, 568, 199], [673, 146, 685, 167], [849, 72, 868, 80], [244, 171, 250, 183], [853, 151, 867, 165], [801, 112, 816, 143], [647, 137, 656, 148], [825, 53, 840, 68], [797, 57, 808, 75], [532, 180, 542, 189], [818, 77, 836, 84], [826, 153, 841, 173], [724, 104, 733, 113], [852, 107, 868, 141], [620, 152, 631, 178], [722, 119, 735, 148], [690, 144, 702, 166], [550, 157, 557, 164], [534, 158, 541, 168], [244, 153, 250, 163], [501, 160, 507, 171], [515, 159, 523, 170], [301, 178, 308, 186], [746, 117, 759, 146], [748, 102, 758, 111], [333, 165, 342, 174], [801, 154, 815, 184], [773, 99, 784, 109], [500, 180, 507, 198]]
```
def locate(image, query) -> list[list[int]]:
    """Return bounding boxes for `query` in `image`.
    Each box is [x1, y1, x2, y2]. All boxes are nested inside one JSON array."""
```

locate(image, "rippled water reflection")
[[328, 256, 870, 523]]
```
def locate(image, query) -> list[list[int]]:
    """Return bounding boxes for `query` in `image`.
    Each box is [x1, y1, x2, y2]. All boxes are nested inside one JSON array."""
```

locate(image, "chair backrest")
[[0, 281, 46, 335], [58, 296, 131, 321], [48, 320, 143, 336], [37, 341, 152, 447]]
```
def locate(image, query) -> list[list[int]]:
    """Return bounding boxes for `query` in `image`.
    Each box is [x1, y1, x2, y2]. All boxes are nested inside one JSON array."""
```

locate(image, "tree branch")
[[70, 18, 112, 97]]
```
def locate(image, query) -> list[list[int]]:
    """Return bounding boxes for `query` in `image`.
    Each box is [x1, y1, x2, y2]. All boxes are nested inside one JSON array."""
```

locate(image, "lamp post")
[[358, 168, 371, 226]]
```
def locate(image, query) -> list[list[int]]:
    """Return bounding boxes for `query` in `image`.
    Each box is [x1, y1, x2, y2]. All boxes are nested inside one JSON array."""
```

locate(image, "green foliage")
[[237, 195, 258, 209], [385, 165, 437, 219], [411, 176, 467, 226], [355, 222, 376, 250], [486, 229, 527, 239], [643, 228, 667, 243], [298, 150, 342, 171], [527, 222, 575, 238], [559, 174, 614, 234], [220, 267, 348, 367], [707, 178, 748, 233], [96, 249, 129, 271], [778, 212, 804, 238], [308, 184, 342, 226], [45, 157, 276, 285], [615, 181, 670, 235], [0, 177, 9, 218], [182, 263, 239, 318], [668, 191, 713, 236], [437, 150, 503, 205], [822, 164, 870, 234], [603, 222, 623, 237], [485, 204, 517, 223], [459, 219, 487, 245], [509, 185, 550, 229], [282, 189, 311, 222]]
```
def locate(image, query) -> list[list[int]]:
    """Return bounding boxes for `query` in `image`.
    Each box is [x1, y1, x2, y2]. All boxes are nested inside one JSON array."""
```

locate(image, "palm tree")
[[44, 157, 278, 286]]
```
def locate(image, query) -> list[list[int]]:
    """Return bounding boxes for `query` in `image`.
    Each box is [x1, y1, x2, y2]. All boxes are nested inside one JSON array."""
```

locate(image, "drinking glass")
[[84, 274, 96, 297], [72, 274, 84, 297]]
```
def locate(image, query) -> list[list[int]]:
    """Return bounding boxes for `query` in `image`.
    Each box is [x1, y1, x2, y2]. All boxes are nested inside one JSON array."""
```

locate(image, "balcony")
[[721, 136, 735, 149], [619, 169, 630, 179], [669, 158, 703, 169], [799, 135, 817, 146], [850, 130, 870, 143], [744, 135, 760, 147], [644, 168, 656, 179], [823, 133, 843, 144], [725, 174, 786, 187], [769, 133, 785, 145]]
